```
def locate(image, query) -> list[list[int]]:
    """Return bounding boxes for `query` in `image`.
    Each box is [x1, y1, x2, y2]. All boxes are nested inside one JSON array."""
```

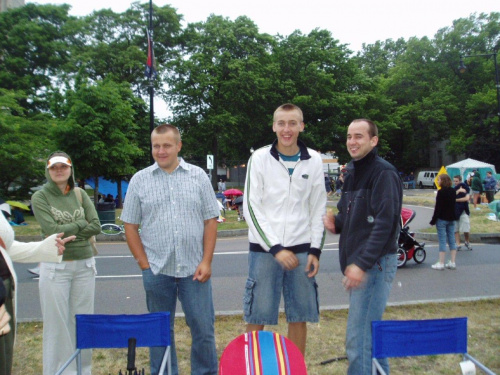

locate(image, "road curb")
[[16, 229, 500, 243], [415, 232, 500, 244], [216, 229, 248, 238], [15, 228, 250, 243]]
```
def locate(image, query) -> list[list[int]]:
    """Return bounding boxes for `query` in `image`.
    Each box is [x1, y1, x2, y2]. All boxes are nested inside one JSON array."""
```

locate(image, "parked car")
[[416, 171, 438, 188]]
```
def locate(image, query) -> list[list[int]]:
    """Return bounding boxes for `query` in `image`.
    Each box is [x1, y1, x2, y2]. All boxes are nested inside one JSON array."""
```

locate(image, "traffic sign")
[[207, 155, 214, 170]]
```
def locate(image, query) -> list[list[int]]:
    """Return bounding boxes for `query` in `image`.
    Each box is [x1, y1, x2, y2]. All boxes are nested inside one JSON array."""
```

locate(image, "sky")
[[29, 0, 500, 117], [30, 0, 499, 52]]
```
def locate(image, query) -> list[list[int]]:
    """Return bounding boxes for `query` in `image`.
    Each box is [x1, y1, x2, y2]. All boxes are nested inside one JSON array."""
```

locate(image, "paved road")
[[15, 205, 500, 321]]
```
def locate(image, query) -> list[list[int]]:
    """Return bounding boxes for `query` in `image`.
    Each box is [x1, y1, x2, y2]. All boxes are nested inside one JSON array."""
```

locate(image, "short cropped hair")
[[273, 103, 303, 122], [351, 119, 378, 138], [439, 174, 452, 188], [152, 124, 181, 143], [454, 175, 462, 181]]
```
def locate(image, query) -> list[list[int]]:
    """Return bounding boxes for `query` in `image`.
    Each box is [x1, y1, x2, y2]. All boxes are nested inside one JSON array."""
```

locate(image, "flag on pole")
[[145, 29, 157, 79]]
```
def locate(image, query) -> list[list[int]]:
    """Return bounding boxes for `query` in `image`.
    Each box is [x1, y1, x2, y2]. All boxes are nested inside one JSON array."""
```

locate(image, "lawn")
[[12, 299, 500, 374], [12, 191, 499, 237], [12, 206, 249, 237], [8, 191, 500, 374]]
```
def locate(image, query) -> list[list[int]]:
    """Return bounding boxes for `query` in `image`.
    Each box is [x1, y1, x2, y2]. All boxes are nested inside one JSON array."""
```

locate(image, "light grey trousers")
[[39, 258, 96, 375]]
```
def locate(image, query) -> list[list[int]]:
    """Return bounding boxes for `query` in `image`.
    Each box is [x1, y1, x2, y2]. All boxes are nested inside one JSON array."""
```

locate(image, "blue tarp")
[[85, 177, 129, 200]]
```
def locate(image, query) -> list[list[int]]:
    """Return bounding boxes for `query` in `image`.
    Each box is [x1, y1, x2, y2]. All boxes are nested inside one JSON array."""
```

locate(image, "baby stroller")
[[397, 207, 426, 268]]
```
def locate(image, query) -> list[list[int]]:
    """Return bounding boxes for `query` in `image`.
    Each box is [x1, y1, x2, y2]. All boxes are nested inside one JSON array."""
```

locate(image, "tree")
[[441, 12, 500, 167], [165, 15, 277, 186], [356, 38, 407, 78], [270, 29, 374, 164], [50, 79, 144, 203], [361, 36, 463, 170], [0, 4, 77, 113], [354, 12, 500, 171], [0, 89, 56, 199], [72, 3, 182, 97], [49, 3, 183, 173]]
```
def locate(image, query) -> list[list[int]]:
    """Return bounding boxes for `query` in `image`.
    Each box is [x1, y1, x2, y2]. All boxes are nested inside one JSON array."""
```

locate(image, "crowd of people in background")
[[97, 193, 121, 208], [466, 169, 498, 208]]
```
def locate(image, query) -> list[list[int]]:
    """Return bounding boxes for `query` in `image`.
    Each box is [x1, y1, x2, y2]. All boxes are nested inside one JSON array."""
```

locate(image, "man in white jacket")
[[243, 103, 326, 356]]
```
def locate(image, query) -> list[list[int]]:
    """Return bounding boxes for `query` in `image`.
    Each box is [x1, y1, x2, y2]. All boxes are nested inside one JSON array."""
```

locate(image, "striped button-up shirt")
[[121, 158, 219, 277]]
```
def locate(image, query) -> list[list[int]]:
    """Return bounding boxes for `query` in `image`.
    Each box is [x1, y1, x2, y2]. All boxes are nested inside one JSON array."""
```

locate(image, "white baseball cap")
[[47, 156, 72, 169]]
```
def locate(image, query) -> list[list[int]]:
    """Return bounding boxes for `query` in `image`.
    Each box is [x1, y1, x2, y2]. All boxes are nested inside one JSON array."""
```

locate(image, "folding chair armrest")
[[463, 353, 496, 375], [54, 349, 81, 375], [372, 358, 388, 375]]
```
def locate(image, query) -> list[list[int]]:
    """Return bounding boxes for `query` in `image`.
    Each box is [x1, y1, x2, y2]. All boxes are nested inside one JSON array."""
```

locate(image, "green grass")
[[331, 191, 500, 234], [216, 208, 248, 230], [415, 202, 499, 233], [13, 192, 498, 237], [12, 299, 500, 374], [13, 207, 249, 237]]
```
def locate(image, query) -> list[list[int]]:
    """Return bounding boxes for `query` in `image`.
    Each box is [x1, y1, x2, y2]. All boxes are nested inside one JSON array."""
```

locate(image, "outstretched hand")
[[55, 233, 76, 256]]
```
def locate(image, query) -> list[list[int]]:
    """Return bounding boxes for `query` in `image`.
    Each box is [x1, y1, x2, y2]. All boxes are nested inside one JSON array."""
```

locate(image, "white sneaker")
[[465, 242, 472, 251], [28, 266, 40, 276], [445, 261, 456, 270], [457, 245, 462, 251], [431, 262, 444, 270]]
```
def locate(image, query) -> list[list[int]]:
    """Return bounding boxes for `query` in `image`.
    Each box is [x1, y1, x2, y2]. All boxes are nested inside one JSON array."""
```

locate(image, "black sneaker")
[[465, 242, 472, 251]]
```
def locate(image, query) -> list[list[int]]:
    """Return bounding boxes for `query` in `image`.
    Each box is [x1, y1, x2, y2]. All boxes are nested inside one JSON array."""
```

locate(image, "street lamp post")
[[458, 48, 500, 127], [148, 0, 155, 164]]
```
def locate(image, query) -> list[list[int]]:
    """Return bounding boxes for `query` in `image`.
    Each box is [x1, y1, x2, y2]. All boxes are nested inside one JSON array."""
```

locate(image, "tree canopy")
[[0, 4, 498, 198]]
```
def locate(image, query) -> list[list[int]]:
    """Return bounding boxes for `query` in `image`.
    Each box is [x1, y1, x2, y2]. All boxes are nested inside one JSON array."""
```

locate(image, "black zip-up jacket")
[[430, 187, 457, 225], [335, 149, 403, 274]]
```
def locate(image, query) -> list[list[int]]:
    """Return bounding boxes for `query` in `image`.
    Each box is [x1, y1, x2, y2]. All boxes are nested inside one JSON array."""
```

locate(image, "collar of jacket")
[[269, 139, 312, 161], [347, 147, 378, 174]]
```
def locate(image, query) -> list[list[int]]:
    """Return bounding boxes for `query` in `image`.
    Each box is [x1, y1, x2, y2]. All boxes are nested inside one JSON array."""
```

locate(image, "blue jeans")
[[243, 252, 319, 325], [436, 219, 456, 252], [346, 254, 397, 375], [142, 269, 217, 375]]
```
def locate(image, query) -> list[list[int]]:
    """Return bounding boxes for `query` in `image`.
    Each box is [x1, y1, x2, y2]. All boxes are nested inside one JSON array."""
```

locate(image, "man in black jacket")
[[454, 175, 472, 251], [324, 119, 402, 374]]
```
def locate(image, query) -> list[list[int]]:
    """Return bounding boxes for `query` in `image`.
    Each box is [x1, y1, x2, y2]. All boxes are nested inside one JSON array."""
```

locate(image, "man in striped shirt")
[[122, 124, 220, 375]]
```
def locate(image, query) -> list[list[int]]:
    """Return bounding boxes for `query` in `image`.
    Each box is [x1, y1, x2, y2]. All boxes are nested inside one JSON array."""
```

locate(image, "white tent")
[[446, 158, 496, 180]]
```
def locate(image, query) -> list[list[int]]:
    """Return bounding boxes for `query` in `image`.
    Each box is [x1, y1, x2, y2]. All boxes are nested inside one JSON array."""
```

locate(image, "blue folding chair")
[[55, 312, 171, 375], [371, 317, 495, 375]]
